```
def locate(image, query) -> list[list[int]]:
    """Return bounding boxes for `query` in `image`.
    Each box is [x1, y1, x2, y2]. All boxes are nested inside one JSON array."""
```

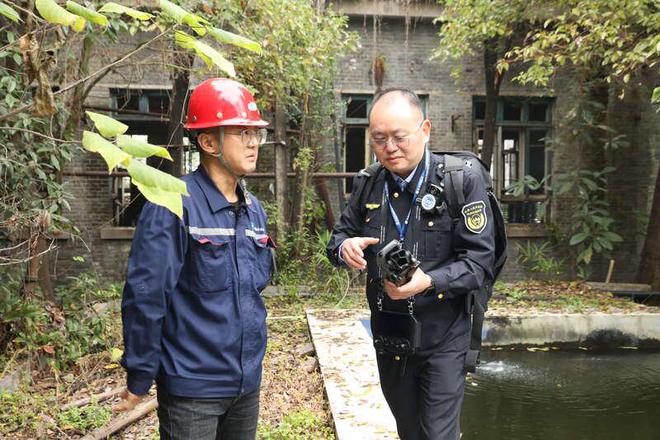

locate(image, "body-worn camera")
[[376, 240, 420, 286]]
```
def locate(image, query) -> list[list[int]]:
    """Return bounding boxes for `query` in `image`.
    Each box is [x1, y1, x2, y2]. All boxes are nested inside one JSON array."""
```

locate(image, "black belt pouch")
[[372, 310, 422, 356]]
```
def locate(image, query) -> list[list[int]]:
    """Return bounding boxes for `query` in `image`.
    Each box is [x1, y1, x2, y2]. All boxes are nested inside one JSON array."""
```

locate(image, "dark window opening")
[[472, 96, 553, 223], [110, 88, 170, 119], [346, 98, 368, 119], [528, 102, 549, 122], [344, 127, 366, 192], [148, 94, 170, 114], [502, 101, 522, 121], [113, 89, 140, 112], [528, 129, 547, 193], [474, 101, 486, 121]]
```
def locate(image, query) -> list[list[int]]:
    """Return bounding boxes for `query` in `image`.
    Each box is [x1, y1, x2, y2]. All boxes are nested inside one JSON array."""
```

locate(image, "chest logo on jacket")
[[462, 200, 487, 234]]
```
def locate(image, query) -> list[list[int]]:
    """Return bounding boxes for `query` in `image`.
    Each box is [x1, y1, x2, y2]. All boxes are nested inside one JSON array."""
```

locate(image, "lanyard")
[[383, 149, 430, 242]]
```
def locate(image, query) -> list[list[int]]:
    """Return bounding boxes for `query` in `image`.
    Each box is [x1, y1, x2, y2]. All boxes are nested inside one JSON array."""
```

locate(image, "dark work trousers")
[[377, 342, 468, 440], [156, 387, 260, 440]]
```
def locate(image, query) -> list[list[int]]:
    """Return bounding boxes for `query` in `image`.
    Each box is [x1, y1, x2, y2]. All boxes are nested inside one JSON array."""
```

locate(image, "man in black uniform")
[[326, 88, 496, 440]]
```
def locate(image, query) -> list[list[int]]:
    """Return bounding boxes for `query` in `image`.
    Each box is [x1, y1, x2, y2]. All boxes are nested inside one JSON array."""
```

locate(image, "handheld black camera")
[[376, 240, 420, 286]]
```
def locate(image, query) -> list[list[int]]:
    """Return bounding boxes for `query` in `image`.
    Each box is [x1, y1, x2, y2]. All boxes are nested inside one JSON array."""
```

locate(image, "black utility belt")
[[372, 309, 422, 357]]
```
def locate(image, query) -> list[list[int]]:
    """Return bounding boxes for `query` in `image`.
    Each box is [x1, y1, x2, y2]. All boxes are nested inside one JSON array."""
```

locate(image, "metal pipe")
[[62, 171, 358, 178]]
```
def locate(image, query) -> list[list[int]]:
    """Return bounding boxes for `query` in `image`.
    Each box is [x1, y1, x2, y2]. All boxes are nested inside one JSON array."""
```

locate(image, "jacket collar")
[[386, 151, 427, 195], [193, 165, 253, 213]]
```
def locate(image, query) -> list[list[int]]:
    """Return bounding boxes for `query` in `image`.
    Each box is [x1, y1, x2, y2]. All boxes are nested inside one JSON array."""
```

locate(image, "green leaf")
[[602, 231, 623, 242], [569, 232, 589, 246], [66, 1, 108, 27], [86, 111, 128, 138], [159, 0, 207, 36], [81, 131, 131, 172], [110, 347, 123, 362], [577, 245, 593, 264], [652, 87, 660, 104], [0, 2, 21, 22], [134, 181, 184, 218], [117, 135, 173, 161], [175, 31, 235, 76], [126, 159, 188, 218], [126, 159, 188, 196], [35, 0, 86, 32], [98, 2, 153, 20], [207, 27, 262, 54]]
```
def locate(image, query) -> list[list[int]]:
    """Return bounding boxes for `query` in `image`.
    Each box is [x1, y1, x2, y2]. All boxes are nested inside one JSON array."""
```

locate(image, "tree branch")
[[0, 27, 174, 123]]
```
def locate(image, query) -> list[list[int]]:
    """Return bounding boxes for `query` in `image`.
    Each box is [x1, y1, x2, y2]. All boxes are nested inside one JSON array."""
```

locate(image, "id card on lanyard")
[[382, 149, 430, 243]]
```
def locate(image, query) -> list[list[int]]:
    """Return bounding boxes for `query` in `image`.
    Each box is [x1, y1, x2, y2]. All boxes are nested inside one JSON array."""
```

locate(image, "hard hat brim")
[[184, 118, 269, 130]]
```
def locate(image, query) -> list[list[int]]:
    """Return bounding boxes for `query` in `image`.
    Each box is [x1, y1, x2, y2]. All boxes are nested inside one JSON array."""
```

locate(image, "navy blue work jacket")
[[121, 166, 272, 398]]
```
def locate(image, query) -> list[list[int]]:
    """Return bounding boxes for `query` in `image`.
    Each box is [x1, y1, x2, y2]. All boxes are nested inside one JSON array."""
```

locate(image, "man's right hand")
[[340, 237, 379, 270], [112, 388, 145, 413]]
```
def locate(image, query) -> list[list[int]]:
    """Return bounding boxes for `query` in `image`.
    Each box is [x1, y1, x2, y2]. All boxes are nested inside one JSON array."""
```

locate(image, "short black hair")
[[189, 127, 221, 152], [368, 87, 424, 121]]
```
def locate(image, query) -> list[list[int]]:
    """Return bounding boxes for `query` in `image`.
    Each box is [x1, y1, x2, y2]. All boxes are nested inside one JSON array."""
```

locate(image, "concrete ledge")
[[484, 313, 660, 347], [100, 227, 135, 240], [307, 309, 660, 439], [505, 223, 549, 237], [307, 309, 398, 440]]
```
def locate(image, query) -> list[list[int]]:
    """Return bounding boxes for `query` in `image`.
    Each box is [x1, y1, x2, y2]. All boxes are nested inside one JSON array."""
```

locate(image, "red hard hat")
[[184, 78, 269, 130]]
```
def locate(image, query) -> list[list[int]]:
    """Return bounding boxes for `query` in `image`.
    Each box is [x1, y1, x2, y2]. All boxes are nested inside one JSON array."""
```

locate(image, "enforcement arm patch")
[[461, 200, 487, 234]]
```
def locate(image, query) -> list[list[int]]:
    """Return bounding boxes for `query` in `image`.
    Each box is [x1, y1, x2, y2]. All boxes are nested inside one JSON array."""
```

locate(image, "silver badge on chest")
[[420, 193, 437, 213]]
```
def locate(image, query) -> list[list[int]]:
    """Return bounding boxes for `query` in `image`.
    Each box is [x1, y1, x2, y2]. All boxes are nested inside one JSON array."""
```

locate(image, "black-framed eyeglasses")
[[224, 128, 268, 146]]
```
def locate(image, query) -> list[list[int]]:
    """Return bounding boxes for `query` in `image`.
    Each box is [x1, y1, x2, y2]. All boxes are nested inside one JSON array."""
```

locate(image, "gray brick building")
[[56, 0, 660, 285]]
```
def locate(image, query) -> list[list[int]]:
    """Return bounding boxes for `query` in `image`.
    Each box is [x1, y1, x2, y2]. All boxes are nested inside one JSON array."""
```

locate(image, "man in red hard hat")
[[115, 78, 274, 440]]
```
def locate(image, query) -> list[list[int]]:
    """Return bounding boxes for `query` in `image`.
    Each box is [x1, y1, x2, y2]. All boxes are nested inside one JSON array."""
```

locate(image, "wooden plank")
[[586, 282, 652, 292], [505, 223, 549, 238]]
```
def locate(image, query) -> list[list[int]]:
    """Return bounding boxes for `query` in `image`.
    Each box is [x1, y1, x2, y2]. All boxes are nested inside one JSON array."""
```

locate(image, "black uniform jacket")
[[326, 152, 496, 350]]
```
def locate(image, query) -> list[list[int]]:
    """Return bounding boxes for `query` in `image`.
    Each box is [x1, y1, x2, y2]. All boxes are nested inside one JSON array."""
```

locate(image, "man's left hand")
[[383, 268, 433, 300]]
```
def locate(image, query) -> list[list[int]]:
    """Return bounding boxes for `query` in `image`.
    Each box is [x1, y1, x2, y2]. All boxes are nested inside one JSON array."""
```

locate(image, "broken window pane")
[[346, 98, 368, 119]]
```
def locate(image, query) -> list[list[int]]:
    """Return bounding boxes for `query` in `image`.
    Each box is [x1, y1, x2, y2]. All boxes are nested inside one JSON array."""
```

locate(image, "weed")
[[57, 403, 111, 433], [258, 408, 334, 440], [516, 241, 565, 279]]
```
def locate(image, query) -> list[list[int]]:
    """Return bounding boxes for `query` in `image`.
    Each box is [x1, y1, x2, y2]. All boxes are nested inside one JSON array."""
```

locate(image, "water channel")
[[461, 349, 660, 439]]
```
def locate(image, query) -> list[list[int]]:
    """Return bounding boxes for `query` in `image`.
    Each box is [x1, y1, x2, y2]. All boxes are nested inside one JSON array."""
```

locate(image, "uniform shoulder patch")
[[461, 200, 487, 234]]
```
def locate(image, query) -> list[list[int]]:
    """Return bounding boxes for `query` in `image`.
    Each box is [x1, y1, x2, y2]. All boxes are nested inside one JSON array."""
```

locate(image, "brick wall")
[[56, 12, 660, 286]]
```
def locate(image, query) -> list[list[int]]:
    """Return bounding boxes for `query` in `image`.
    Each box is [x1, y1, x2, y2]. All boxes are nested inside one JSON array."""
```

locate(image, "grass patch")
[[258, 408, 334, 440], [491, 280, 649, 313], [58, 403, 112, 433]]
